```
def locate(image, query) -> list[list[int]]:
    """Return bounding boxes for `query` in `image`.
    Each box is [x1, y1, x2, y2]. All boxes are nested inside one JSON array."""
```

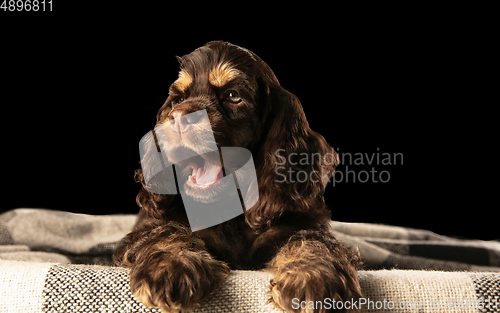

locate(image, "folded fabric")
[[328, 221, 500, 272], [0, 208, 135, 265], [2, 260, 500, 313], [1, 208, 499, 271]]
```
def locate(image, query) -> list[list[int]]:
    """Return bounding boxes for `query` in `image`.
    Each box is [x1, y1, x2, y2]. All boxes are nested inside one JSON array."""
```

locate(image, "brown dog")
[[114, 41, 362, 313]]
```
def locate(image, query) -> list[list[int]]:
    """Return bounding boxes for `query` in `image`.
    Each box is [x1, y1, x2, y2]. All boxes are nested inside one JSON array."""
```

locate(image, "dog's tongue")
[[191, 161, 222, 185]]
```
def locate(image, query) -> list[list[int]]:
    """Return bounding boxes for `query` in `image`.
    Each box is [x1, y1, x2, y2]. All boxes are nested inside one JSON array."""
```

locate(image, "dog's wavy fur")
[[114, 41, 362, 313]]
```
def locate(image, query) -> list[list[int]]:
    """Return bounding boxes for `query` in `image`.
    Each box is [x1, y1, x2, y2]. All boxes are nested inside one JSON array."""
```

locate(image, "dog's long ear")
[[246, 81, 339, 232]]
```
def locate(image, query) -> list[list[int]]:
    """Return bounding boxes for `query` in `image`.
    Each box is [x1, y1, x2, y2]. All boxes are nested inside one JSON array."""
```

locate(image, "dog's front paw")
[[269, 262, 362, 313], [130, 250, 230, 313]]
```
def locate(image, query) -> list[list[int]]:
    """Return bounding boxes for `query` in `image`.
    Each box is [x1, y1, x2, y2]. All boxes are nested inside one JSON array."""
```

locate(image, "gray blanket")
[[1, 208, 500, 313], [1, 208, 499, 271]]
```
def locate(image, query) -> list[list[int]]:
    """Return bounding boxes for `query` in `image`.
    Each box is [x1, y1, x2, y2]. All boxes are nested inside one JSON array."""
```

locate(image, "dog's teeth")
[[188, 162, 198, 177], [188, 174, 196, 184]]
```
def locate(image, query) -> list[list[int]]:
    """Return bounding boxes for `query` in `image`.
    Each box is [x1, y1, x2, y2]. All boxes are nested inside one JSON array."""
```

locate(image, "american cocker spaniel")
[[114, 41, 362, 313]]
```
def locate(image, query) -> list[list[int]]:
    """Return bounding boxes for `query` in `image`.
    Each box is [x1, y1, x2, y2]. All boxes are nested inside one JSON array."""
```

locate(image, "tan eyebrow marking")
[[173, 69, 193, 92], [209, 62, 240, 87]]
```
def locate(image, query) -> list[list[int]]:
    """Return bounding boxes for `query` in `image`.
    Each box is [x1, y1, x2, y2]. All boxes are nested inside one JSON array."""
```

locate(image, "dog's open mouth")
[[167, 146, 224, 190], [187, 159, 224, 189]]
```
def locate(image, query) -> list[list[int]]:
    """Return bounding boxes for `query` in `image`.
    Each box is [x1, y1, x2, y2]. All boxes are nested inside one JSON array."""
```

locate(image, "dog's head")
[[151, 41, 265, 203], [139, 41, 338, 231]]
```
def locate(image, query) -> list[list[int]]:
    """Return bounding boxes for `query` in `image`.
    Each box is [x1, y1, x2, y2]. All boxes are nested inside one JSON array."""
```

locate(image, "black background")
[[0, 8, 494, 240]]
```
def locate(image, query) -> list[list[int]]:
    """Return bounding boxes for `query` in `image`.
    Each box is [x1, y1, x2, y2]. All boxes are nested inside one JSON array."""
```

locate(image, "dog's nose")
[[169, 109, 191, 133]]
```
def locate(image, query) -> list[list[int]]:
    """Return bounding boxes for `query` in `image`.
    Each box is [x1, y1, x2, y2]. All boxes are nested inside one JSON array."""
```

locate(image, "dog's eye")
[[173, 97, 184, 105], [226, 91, 242, 104]]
